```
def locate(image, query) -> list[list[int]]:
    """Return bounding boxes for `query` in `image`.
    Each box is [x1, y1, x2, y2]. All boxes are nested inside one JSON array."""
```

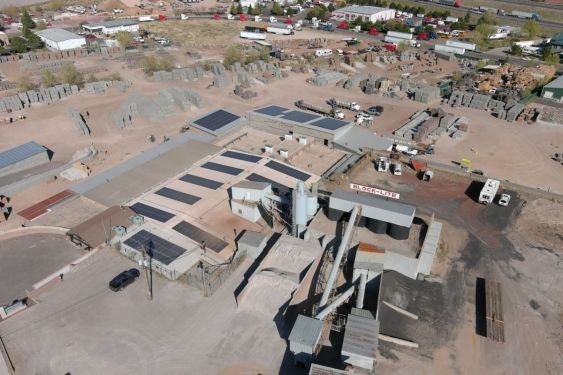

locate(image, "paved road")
[[0, 234, 83, 306], [492, 0, 563, 11]]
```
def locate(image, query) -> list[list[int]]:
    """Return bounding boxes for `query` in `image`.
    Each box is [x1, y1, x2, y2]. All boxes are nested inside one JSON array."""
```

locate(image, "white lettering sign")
[[350, 183, 400, 200]]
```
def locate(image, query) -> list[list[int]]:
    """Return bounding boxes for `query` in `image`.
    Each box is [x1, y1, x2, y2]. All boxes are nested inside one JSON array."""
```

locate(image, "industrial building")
[[331, 5, 396, 23], [0, 141, 49, 178], [190, 109, 245, 137], [328, 190, 416, 240], [249, 105, 393, 153], [82, 19, 139, 35], [34, 28, 86, 51], [547, 32, 563, 53], [541, 75, 563, 100]]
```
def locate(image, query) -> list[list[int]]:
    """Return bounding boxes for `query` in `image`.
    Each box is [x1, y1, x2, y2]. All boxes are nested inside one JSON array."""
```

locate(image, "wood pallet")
[[485, 279, 505, 342]]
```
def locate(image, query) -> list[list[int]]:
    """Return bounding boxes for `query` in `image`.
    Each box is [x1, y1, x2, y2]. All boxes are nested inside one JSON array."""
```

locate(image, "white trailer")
[[478, 179, 500, 204], [384, 35, 420, 47], [139, 15, 153, 22], [315, 48, 332, 57], [445, 40, 477, 51], [267, 23, 293, 35], [434, 44, 465, 55], [386, 31, 413, 40], [240, 31, 266, 40]]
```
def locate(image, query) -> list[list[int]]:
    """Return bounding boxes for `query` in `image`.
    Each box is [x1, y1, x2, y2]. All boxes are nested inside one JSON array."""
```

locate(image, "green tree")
[[116, 31, 133, 47], [451, 71, 461, 81], [542, 46, 560, 64], [252, 5, 261, 15], [416, 7, 425, 15], [21, 8, 36, 30], [522, 20, 540, 38], [9, 36, 27, 53], [328, 3, 335, 12], [41, 69, 57, 87], [287, 7, 294, 16], [87, 73, 98, 83], [59, 62, 83, 86], [229, 4, 237, 15], [510, 44, 523, 56], [236, 2, 243, 14], [247, 4, 253, 15], [463, 11, 471, 24], [397, 41, 409, 53], [477, 11, 496, 26], [223, 45, 244, 66], [271, 2, 283, 16], [474, 23, 493, 46]]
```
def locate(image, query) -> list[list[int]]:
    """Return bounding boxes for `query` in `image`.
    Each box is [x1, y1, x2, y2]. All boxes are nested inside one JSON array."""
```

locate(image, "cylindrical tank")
[[295, 181, 307, 226], [327, 208, 344, 221], [306, 195, 318, 217], [367, 218, 387, 234], [388, 224, 410, 240]]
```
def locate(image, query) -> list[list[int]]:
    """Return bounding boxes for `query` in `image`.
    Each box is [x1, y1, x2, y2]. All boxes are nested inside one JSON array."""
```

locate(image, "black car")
[[366, 106, 384, 116], [109, 268, 140, 292]]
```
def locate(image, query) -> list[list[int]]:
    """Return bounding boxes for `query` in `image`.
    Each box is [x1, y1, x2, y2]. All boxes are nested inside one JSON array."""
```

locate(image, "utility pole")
[[141, 240, 154, 301]]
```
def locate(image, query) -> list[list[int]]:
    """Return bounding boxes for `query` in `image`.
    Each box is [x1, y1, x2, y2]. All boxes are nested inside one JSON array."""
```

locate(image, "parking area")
[[0, 248, 294, 375], [0, 234, 84, 306]]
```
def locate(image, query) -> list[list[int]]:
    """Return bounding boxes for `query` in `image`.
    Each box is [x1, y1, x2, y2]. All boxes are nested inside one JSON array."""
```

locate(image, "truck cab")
[[392, 163, 402, 176]]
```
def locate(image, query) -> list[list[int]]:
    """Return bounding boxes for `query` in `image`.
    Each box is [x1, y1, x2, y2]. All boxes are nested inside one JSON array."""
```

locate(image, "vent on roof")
[[112, 225, 127, 236], [279, 149, 289, 158], [130, 214, 144, 225], [264, 144, 274, 153], [298, 137, 308, 145], [284, 134, 293, 141]]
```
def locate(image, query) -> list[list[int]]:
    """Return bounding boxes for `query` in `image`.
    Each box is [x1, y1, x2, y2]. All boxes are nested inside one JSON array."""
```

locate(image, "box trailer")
[[445, 40, 476, 51], [384, 35, 420, 47], [267, 23, 293, 35], [434, 44, 465, 55], [139, 15, 153, 22], [511, 10, 540, 21], [240, 31, 266, 40], [478, 179, 500, 204], [386, 31, 413, 40]]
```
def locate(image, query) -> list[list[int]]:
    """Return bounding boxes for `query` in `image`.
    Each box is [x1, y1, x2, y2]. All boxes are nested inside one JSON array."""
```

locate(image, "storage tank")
[[367, 218, 387, 234], [388, 224, 410, 240], [295, 181, 308, 226]]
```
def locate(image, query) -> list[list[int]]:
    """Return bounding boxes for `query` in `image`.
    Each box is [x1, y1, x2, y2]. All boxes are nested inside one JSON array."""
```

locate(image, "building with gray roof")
[[0, 141, 49, 178], [341, 313, 380, 371], [82, 19, 139, 35], [34, 28, 85, 51], [332, 5, 396, 23], [288, 314, 324, 367]]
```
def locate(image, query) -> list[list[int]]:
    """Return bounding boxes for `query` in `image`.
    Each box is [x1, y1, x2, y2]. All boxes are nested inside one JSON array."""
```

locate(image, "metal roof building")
[[0, 141, 49, 178], [190, 109, 245, 137], [82, 19, 139, 35], [35, 28, 85, 51], [341, 313, 380, 371], [288, 314, 324, 367], [332, 5, 396, 23], [541, 75, 563, 100], [236, 230, 269, 259]]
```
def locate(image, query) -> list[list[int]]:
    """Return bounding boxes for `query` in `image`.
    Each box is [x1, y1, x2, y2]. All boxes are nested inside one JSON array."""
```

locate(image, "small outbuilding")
[[288, 314, 323, 368], [341, 313, 380, 371], [236, 230, 269, 259], [541, 75, 563, 100], [35, 28, 86, 51], [0, 141, 49, 178]]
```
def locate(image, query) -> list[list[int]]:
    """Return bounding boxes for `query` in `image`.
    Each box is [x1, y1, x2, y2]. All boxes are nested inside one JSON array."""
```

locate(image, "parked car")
[[109, 268, 140, 291], [366, 105, 384, 116], [498, 193, 511, 206]]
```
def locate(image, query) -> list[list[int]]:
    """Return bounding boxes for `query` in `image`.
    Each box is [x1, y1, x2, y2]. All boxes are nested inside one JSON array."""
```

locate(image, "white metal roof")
[[35, 28, 84, 42], [544, 75, 563, 89], [288, 315, 323, 348], [334, 5, 391, 15]]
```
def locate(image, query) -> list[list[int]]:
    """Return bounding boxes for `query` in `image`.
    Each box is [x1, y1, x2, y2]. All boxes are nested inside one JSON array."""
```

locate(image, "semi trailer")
[[295, 100, 344, 119]]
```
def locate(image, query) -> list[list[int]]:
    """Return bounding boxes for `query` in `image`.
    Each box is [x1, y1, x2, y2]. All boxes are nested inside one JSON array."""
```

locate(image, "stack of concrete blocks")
[[414, 117, 439, 142], [153, 67, 204, 82], [400, 79, 410, 92], [311, 69, 347, 86], [160, 87, 203, 111], [234, 85, 258, 100], [235, 71, 254, 87], [362, 75, 380, 94], [393, 111, 430, 140], [68, 109, 91, 136], [450, 117, 469, 139], [413, 86, 440, 103], [505, 103, 525, 122], [488, 99, 505, 115], [434, 51, 456, 61], [84, 80, 130, 94], [428, 113, 456, 139], [111, 111, 131, 129], [468, 93, 490, 110], [344, 73, 373, 90], [0, 82, 77, 113]]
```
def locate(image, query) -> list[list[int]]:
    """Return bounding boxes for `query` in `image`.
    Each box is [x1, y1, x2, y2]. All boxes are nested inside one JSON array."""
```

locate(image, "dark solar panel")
[[246, 173, 291, 196], [179, 174, 223, 190], [254, 105, 289, 116], [173, 221, 228, 253], [281, 111, 321, 123], [155, 187, 200, 205], [192, 109, 240, 132], [221, 150, 262, 163], [201, 162, 243, 176], [265, 160, 311, 181], [309, 117, 349, 131], [130, 202, 174, 223], [123, 230, 186, 265]]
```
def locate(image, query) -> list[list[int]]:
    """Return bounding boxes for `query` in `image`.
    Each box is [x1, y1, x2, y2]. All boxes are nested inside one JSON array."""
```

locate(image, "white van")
[[315, 49, 333, 57], [392, 163, 402, 176]]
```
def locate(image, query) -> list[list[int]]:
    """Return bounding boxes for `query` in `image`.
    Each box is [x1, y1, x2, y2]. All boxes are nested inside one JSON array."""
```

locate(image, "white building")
[[230, 181, 272, 223], [34, 28, 86, 51], [332, 6, 396, 23], [82, 19, 139, 35]]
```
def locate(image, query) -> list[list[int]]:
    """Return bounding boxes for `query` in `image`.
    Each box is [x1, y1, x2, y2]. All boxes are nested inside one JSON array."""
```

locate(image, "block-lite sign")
[[350, 183, 400, 200]]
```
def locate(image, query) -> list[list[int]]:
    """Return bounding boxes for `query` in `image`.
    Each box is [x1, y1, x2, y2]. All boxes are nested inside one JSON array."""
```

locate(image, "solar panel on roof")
[[123, 230, 186, 265], [265, 160, 311, 181], [130, 202, 174, 222], [254, 105, 289, 116], [201, 162, 243, 176], [246, 173, 291, 196], [221, 150, 262, 163], [179, 174, 223, 189], [192, 109, 240, 132], [155, 187, 200, 205], [173, 221, 228, 253], [281, 111, 321, 123], [309, 117, 349, 131]]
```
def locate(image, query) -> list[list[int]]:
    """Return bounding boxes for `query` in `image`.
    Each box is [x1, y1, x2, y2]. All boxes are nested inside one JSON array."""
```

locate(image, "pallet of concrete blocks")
[[111, 111, 128, 129], [213, 74, 230, 88], [26, 90, 39, 104], [230, 62, 244, 73], [211, 63, 226, 76], [18, 92, 30, 106], [469, 93, 490, 110], [461, 92, 473, 107], [154, 96, 176, 119], [236, 72, 254, 86], [160, 89, 190, 111], [505, 103, 525, 123], [312, 69, 347, 87], [154, 70, 173, 82], [68, 109, 91, 136]]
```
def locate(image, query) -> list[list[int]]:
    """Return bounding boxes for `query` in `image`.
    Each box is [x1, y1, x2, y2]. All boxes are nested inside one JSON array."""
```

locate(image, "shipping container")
[[445, 40, 476, 51], [434, 44, 465, 54]]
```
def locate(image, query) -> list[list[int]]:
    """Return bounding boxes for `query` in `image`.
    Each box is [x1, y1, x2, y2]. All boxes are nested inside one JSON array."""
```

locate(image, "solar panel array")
[[281, 111, 321, 124], [179, 174, 223, 190], [309, 117, 349, 131], [254, 105, 289, 116], [265, 160, 311, 181], [221, 150, 262, 163], [123, 230, 186, 265], [155, 187, 200, 205], [246, 173, 291, 196], [192, 110, 241, 132], [173, 221, 228, 253], [130, 202, 175, 222], [201, 162, 243, 176]]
